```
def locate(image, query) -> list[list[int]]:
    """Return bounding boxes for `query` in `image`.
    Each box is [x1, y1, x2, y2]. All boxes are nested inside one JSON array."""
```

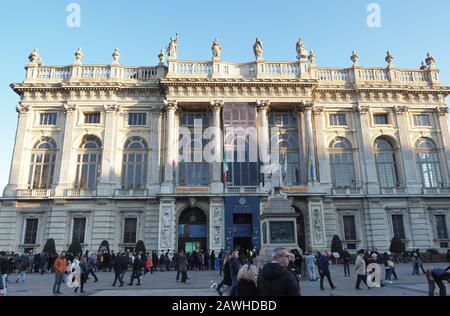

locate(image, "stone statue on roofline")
[[28, 48, 43, 66], [158, 48, 166, 65], [296, 38, 308, 60], [253, 37, 263, 61], [167, 33, 179, 60], [212, 37, 223, 59]]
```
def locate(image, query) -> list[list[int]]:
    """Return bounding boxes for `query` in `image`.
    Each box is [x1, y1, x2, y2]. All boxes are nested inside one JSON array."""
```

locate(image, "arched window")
[[374, 138, 399, 187], [75, 135, 102, 190], [329, 138, 355, 187], [415, 138, 442, 188], [28, 137, 57, 189], [122, 137, 148, 189]]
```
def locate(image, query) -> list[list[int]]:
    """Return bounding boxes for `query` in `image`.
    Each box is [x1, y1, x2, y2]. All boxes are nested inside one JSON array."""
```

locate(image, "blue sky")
[[0, 0, 449, 191]]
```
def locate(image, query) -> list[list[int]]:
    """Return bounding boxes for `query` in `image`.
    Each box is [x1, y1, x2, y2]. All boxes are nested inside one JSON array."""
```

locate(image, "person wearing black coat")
[[128, 254, 142, 286], [235, 264, 258, 296], [257, 248, 300, 296], [216, 253, 232, 296], [112, 254, 125, 286]]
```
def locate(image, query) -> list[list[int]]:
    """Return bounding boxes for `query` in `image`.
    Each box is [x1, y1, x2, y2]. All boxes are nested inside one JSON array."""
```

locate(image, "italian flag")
[[223, 151, 228, 186]]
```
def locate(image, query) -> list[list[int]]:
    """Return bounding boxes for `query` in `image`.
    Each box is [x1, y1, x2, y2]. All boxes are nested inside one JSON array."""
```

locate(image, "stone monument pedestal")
[[255, 192, 298, 268]]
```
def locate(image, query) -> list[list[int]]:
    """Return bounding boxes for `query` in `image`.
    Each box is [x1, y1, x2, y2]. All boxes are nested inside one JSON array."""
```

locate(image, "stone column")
[[312, 104, 330, 186], [3, 103, 32, 197], [256, 100, 270, 189], [162, 100, 178, 192], [304, 103, 318, 183], [97, 103, 120, 196], [209, 100, 224, 193], [54, 104, 77, 196], [394, 105, 420, 193], [148, 108, 163, 195], [435, 106, 450, 185], [353, 105, 378, 194]]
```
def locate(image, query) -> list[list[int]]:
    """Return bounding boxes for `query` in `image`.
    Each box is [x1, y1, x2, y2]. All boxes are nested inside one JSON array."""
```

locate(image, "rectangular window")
[[72, 218, 86, 244], [413, 114, 431, 127], [39, 113, 57, 125], [123, 218, 137, 244], [24, 218, 38, 244], [84, 112, 101, 124], [128, 113, 147, 126], [329, 114, 346, 126], [373, 114, 388, 125], [343, 215, 357, 240], [434, 214, 449, 240], [392, 214, 406, 239]]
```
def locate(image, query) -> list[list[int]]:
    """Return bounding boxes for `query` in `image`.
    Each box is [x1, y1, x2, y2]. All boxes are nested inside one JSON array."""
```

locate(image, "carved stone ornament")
[[161, 210, 171, 248], [167, 33, 179, 60], [163, 99, 178, 111], [308, 50, 316, 64], [435, 106, 449, 116], [16, 103, 30, 113], [63, 103, 77, 113], [385, 51, 394, 65], [352, 105, 369, 115], [393, 105, 409, 114], [256, 99, 270, 112], [158, 48, 166, 65], [103, 103, 120, 112], [209, 99, 224, 111], [312, 209, 324, 244], [425, 52, 436, 68], [312, 105, 324, 115], [351, 50, 359, 65]]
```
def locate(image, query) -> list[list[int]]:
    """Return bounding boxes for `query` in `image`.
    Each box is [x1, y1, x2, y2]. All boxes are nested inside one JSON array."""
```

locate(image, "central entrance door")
[[294, 207, 306, 251], [178, 208, 207, 253]]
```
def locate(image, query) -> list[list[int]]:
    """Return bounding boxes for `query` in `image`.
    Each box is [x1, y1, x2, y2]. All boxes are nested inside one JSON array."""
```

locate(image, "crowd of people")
[[1, 247, 449, 296]]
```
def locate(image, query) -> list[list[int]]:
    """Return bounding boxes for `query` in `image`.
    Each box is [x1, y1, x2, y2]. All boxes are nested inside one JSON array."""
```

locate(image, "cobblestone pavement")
[[3, 262, 449, 296]]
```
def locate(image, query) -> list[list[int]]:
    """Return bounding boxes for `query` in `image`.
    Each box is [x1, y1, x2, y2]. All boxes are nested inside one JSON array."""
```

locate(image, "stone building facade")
[[1, 40, 450, 254]]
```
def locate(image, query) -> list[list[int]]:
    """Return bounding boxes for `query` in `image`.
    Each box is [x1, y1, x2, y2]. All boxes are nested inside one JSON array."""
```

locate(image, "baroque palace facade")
[[1, 38, 450, 254]]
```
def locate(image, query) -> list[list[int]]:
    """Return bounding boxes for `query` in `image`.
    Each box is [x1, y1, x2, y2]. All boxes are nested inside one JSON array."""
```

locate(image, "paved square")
[[3, 262, 448, 296]]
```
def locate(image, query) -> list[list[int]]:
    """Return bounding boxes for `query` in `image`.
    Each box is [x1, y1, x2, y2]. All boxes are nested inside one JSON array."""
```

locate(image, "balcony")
[[331, 187, 363, 196], [115, 189, 148, 197], [422, 187, 450, 195], [65, 189, 97, 197], [380, 187, 407, 195], [16, 189, 52, 198]]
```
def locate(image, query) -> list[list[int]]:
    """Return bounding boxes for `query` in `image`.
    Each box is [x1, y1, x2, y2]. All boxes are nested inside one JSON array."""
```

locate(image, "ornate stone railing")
[[16, 189, 51, 198], [332, 187, 363, 196], [380, 187, 407, 195], [25, 60, 439, 87], [226, 186, 258, 194], [66, 189, 97, 197], [115, 189, 148, 197], [423, 187, 450, 194]]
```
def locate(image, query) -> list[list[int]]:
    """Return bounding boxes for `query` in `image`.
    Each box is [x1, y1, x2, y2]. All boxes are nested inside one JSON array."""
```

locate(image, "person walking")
[[355, 249, 371, 290], [235, 264, 258, 296], [383, 252, 394, 283], [210, 250, 216, 270], [306, 251, 317, 281], [218, 249, 224, 276], [0, 252, 10, 296], [16, 252, 28, 283], [411, 252, 420, 275], [87, 254, 98, 282], [179, 250, 188, 283], [52, 252, 67, 295], [112, 253, 125, 287], [342, 248, 351, 277], [426, 267, 450, 296], [128, 253, 142, 286], [257, 248, 300, 296], [317, 252, 336, 290], [216, 252, 231, 296], [229, 251, 241, 296], [288, 253, 301, 294], [74, 256, 89, 294]]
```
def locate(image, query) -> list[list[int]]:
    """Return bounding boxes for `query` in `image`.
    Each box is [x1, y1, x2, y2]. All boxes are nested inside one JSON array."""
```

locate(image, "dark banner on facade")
[[224, 196, 261, 251]]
